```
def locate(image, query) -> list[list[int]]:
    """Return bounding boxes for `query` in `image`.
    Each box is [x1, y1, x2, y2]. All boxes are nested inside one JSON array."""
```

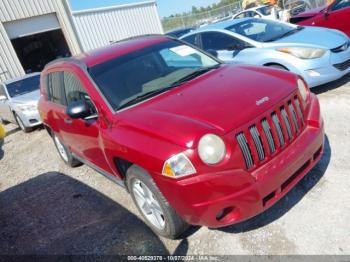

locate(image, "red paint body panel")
[[292, 1, 350, 37], [38, 36, 324, 228]]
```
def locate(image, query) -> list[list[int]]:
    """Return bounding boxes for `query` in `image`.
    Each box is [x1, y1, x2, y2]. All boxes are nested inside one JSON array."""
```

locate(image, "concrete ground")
[[0, 75, 349, 255]]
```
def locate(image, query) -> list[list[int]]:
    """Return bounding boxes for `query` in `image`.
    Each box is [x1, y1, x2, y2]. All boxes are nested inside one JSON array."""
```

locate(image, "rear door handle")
[[64, 118, 73, 125]]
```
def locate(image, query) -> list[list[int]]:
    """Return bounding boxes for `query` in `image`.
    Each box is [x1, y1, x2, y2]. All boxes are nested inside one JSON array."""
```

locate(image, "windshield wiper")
[[116, 65, 220, 110], [170, 64, 220, 87], [117, 86, 177, 110], [264, 26, 304, 42]]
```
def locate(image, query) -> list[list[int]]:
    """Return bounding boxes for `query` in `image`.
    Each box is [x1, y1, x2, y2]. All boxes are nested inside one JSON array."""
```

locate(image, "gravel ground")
[[0, 75, 349, 256]]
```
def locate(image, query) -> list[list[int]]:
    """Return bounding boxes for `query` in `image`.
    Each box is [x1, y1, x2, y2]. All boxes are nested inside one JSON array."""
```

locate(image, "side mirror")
[[0, 95, 7, 102], [324, 8, 330, 19], [227, 43, 246, 51], [206, 49, 218, 57], [66, 100, 93, 119]]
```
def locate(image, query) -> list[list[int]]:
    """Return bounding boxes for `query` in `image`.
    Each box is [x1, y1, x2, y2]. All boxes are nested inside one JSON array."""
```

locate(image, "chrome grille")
[[236, 133, 254, 169], [281, 107, 292, 141], [261, 119, 275, 154], [272, 113, 285, 146], [236, 94, 306, 170], [294, 98, 304, 124], [249, 126, 265, 161], [289, 102, 299, 134]]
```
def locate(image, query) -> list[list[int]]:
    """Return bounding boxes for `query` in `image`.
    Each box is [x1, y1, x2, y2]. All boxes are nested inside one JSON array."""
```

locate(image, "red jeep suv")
[[38, 35, 324, 239]]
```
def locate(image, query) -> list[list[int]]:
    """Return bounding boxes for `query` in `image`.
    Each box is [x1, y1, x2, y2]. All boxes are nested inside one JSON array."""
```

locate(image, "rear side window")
[[48, 72, 63, 105]]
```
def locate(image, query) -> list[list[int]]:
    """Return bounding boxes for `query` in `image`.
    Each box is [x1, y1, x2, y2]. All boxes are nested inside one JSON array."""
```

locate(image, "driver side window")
[[331, 0, 350, 11], [63, 72, 96, 114], [201, 32, 245, 51]]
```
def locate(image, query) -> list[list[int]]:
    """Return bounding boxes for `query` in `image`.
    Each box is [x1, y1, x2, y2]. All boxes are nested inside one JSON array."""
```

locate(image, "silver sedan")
[[0, 73, 42, 132], [181, 18, 350, 88]]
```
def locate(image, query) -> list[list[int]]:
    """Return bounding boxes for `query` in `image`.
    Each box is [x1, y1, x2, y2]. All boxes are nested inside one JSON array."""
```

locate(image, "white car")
[[233, 5, 280, 20], [0, 73, 42, 132]]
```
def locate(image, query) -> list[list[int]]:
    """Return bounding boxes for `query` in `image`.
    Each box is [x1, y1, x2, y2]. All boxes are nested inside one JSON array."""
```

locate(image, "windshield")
[[89, 40, 219, 110], [226, 19, 300, 42], [6, 75, 40, 98]]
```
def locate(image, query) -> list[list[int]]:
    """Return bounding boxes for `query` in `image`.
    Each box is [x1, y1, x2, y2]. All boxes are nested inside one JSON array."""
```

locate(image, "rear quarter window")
[[47, 72, 64, 105]]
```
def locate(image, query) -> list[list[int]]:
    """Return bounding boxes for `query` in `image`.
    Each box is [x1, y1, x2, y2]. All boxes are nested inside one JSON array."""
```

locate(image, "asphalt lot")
[[0, 75, 349, 255]]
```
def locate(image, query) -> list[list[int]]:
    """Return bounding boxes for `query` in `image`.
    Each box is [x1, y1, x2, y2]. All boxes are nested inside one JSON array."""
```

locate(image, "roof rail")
[[110, 34, 170, 45], [44, 57, 87, 70]]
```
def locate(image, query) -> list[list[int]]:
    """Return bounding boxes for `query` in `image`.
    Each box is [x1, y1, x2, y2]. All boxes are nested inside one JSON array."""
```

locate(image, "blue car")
[[181, 18, 350, 88]]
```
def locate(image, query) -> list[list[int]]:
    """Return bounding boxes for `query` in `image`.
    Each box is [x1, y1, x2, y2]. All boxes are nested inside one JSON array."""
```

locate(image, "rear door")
[[0, 84, 14, 122]]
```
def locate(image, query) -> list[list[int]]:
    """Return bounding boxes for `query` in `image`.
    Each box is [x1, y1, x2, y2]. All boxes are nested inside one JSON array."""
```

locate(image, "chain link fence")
[[162, 0, 328, 32]]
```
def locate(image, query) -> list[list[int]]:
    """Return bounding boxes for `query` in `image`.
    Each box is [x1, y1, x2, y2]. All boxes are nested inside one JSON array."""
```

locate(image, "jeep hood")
[[117, 65, 298, 148]]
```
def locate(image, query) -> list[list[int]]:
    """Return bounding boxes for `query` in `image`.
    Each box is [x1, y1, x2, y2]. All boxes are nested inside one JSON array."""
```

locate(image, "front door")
[[56, 69, 113, 174], [316, 0, 350, 36]]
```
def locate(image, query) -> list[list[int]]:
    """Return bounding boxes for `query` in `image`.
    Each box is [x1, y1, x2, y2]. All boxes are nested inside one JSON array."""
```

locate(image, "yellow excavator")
[[0, 123, 6, 139]]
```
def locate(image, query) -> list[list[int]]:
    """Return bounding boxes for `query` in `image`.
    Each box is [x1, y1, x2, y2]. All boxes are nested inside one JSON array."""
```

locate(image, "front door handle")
[[64, 118, 73, 125]]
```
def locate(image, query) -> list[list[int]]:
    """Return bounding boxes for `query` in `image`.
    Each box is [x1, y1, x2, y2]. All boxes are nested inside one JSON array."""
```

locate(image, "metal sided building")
[[72, 1, 163, 52], [0, 0, 163, 82]]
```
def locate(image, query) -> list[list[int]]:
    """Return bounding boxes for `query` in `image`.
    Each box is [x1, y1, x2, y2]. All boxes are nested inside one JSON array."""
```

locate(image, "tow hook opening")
[[216, 206, 238, 222]]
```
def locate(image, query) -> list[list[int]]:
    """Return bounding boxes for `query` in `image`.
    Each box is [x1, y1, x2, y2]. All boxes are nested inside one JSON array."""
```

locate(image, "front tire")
[[14, 113, 31, 133], [52, 134, 81, 167], [126, 165, 189, 239]]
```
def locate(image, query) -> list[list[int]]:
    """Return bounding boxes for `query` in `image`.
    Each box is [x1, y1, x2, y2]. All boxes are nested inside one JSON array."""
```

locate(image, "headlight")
[[162, 153, 196, 178], [297, 78, 309, 102], [16, 104, 37, 112], [277, 47, 326, 59], [198, 134, 226, 165]]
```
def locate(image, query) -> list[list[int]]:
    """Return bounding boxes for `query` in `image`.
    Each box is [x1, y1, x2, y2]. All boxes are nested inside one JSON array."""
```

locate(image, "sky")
[[69, 0, 219, 18]]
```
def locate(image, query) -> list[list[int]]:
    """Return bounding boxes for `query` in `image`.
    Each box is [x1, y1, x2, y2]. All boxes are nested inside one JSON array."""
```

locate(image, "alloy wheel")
[[132, 179, 165, 230], [54, 136, 69, 162]]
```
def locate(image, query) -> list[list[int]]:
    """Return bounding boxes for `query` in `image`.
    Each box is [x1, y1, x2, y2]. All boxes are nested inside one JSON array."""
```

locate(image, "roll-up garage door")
[[4, 14, 60, 40], [3, 14, 71, 73]]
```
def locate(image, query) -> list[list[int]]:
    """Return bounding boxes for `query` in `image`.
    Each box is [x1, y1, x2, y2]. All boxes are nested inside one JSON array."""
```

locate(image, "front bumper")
[[290, 46, 350, 88], [18, 110, 42, 128], [156, 94, 324, 228]]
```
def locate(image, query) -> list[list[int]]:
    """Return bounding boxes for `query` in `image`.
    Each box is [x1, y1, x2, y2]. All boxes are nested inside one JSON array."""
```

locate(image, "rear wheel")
[[14, 113, 31, 133], [126, 165, 189, 239], [53, 134, 81, 167]]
